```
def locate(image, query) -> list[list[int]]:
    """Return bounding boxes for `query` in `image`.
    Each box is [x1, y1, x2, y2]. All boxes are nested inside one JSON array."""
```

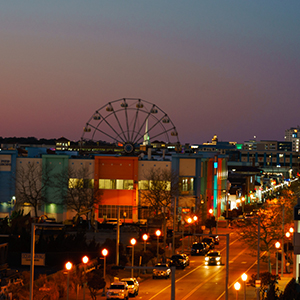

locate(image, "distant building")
[[55, 137, 71, 151], [285, 126, 300, 152]]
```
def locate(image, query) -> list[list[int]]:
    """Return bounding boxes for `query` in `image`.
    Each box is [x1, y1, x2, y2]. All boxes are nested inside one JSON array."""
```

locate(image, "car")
[[191, 242, 209, 256], [169, 254, 188, 269], [244, 212, 255, 218], [121, 278, 139, 297], [181, 253, 190, 266], [152, 263, 171, 279], [204, 250, 222, 266], [202, 237, 215, 249], [210, 235, 220, 245], [107, 281, 129, 300]]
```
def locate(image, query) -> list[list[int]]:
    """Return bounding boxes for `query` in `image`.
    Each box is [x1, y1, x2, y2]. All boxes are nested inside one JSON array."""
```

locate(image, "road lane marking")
[[216, 250, 267, 300], [148, 234, 248, 300]]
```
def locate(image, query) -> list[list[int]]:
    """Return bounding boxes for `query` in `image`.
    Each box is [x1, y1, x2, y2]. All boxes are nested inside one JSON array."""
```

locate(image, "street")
[[131, 229, 287, 300]]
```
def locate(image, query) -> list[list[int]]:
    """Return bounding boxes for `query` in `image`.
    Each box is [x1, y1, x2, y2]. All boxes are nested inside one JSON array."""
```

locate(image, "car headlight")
[[216, 257, 221, 261], [205, 257, 209, 261]]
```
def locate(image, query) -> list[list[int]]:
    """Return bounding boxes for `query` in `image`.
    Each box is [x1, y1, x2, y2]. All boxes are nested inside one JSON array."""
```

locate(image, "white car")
[[107, 281, 129, 300], [152, 263, 171, 279], [121, 278, 139, 296]]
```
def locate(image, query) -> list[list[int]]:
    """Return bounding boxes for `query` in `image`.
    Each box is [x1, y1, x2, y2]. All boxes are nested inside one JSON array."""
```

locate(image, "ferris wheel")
[[82, 98, 180, 154]]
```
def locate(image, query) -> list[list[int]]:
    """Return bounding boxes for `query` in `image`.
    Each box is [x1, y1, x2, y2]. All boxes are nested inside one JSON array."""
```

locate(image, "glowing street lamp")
[[82, 255, 89, 300], [130, 238, 137, 278], [275, 242, 281, 276], [142, 234, 148, 252], [102, 249, 108, 294], [209, 208, 213, 215], [155, 230, 161, 263], [65, 261, 73, 300], [234, 281, 241, 300], [241, 273, 248, 300]]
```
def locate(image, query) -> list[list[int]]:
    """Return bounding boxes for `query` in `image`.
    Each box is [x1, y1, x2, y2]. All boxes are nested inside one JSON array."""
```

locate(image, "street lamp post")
[[181, 220, 185, 253], [82, 255, 89, 300], [275, 242, 281, 277], [65, 262, 73, 300], [142, 234, 148, 252], [242, 197, 245, 214], [102, 248, 108, 295], [234, 282, 241, 300], [155, 230, 161, 263], [193, 216, 198, 242], [241, 273, 248, 300], [130, 238, 136, 278], [187, 217, 192, 250]]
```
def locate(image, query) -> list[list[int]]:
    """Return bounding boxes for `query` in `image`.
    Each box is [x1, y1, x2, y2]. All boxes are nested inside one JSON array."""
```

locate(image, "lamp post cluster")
[[67, 250, 109, 300], [273, 226, 294, 276], [234, 273, 248, 300], [181, 215, 199, 252]]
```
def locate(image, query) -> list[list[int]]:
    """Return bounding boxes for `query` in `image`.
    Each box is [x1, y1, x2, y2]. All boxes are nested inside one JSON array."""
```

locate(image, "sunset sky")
[[1, 1, 300, 144]]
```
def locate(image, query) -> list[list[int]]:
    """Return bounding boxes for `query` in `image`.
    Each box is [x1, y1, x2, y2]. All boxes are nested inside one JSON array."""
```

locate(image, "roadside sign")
[[22, 253, 45, 266]]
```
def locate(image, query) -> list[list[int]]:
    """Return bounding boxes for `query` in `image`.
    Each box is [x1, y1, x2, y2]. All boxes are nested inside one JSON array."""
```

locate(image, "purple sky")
[[1, 1, 300, 144]]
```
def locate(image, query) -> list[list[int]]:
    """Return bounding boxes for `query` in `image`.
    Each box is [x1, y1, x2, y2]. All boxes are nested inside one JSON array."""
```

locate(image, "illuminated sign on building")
[[0, 155, 11, 171]]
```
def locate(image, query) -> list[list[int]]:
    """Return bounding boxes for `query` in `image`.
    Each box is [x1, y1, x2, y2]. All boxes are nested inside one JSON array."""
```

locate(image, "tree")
[[87, 269, 105, 300], [232, 206, 282, 272], [140, 167, 179, 250], [15, 161, 54, 218], [248, 272, 282, 300], [55, 165, 102, 229], [232, 188, 299, 272]]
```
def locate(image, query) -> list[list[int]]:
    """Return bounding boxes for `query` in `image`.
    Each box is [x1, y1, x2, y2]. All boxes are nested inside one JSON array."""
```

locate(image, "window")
[[99, 179, 112, 189], [69, 178, 94, 189], [138, 180, 171, 190], [99, 179, 134, 190], [139, 180, 149, 190], [179, 177, 194, 195], [98, 205, 132, 219]]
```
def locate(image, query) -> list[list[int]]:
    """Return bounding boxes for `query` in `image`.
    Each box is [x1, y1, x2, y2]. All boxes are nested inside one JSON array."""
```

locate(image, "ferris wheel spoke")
[[132, 112, 151, 144], [88, 123, 126, 144], [145, 115, 165, 136], [145, 127, 175, 142], [111, 106, 128, 142], [130, 105, 141, 142], [133, 114, 165, 144], [124, 105, 130, 141], [95, 111, 127, 143]]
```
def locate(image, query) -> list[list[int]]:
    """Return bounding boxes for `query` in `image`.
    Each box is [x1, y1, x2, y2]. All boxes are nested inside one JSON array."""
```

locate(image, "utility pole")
[[257, 215, 260, 300], [281, 205, 285, 277], [172, 197, 177, 255], [116, 206, 120, 265]]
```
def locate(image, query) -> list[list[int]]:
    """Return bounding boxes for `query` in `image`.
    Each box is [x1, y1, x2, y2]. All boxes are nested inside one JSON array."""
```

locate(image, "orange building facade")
[[94, 156, 139, 223]]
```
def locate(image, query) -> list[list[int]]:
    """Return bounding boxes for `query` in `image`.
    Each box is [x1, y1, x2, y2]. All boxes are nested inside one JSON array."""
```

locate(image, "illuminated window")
[[139, 180, 149, 190], [99, 179, 134, 190], [99, 179, 113, 189], [179, 177, 194, 195], [69, 178, 94, 188]]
